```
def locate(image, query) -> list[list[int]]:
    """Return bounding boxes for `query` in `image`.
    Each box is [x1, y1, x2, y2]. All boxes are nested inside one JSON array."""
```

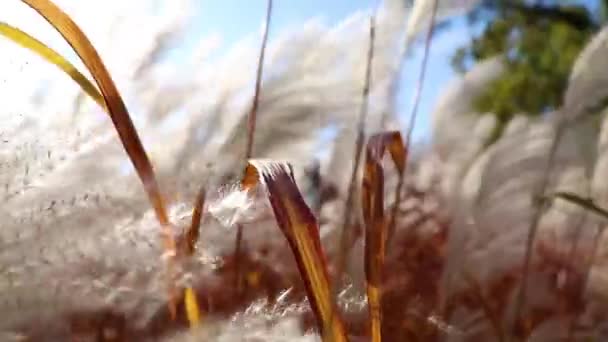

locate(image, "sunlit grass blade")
[[0, 21, 105, 109], [244, 159, 348, 342], [361, 131, 406, 342], [184, 287, 202, 328], [19, 0, 170, 227], [21, 0, 177, 316]]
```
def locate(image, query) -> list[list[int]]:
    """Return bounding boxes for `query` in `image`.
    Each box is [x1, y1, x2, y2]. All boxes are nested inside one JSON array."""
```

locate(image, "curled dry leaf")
[[361, 131, 406, 342], [243, 159, 348, 342], [20, 0, 177, 317]]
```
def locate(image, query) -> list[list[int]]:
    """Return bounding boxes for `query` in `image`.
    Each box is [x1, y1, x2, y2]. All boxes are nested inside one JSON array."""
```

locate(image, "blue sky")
[[185, 1, 476, 143]]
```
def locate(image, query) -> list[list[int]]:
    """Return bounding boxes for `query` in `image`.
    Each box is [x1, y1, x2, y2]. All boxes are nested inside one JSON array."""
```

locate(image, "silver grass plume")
[[0, 0, 428, 339]]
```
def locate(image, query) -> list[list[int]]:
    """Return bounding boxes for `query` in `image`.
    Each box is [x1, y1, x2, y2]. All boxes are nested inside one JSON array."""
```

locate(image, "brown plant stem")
[[185, 187, 206, 256], [387, 0, 439, 244], [234, 0, 273, 293], [335, 15, 376, 287], [361, 132, 406, 342]]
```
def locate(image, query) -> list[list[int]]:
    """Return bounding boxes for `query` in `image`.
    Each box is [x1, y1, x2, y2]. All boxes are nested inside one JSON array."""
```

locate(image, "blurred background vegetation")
[[450, 0, 603, 142], [5, 1, 608, 340]]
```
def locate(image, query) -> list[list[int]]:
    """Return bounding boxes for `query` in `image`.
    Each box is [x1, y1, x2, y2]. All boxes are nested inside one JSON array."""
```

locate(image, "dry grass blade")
[[19, 0, 171, 227], [184, 187, 206, 256], [244, 0, 273, 159], [361, 131, 406, 342], [336, 15, 376, 284], [178, 188, 207, 329], [551, 191, 608, 220], [244, 159, 348, 342], [388, 0, 438, 244], [234, 0, 273, 294], [21, 0, 178, 316], [0, 21, 104, 109], [404, 0, 439, 146]]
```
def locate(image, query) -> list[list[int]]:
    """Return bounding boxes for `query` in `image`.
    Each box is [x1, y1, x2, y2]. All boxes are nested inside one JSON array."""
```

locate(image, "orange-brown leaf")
[[361, 131, 406, 342], [244, 159, 348, 342], [21, 0, 177, 316]]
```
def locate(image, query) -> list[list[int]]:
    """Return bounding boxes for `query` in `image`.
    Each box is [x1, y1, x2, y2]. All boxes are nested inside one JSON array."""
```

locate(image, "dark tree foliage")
[[452, 0, 603, 127]]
